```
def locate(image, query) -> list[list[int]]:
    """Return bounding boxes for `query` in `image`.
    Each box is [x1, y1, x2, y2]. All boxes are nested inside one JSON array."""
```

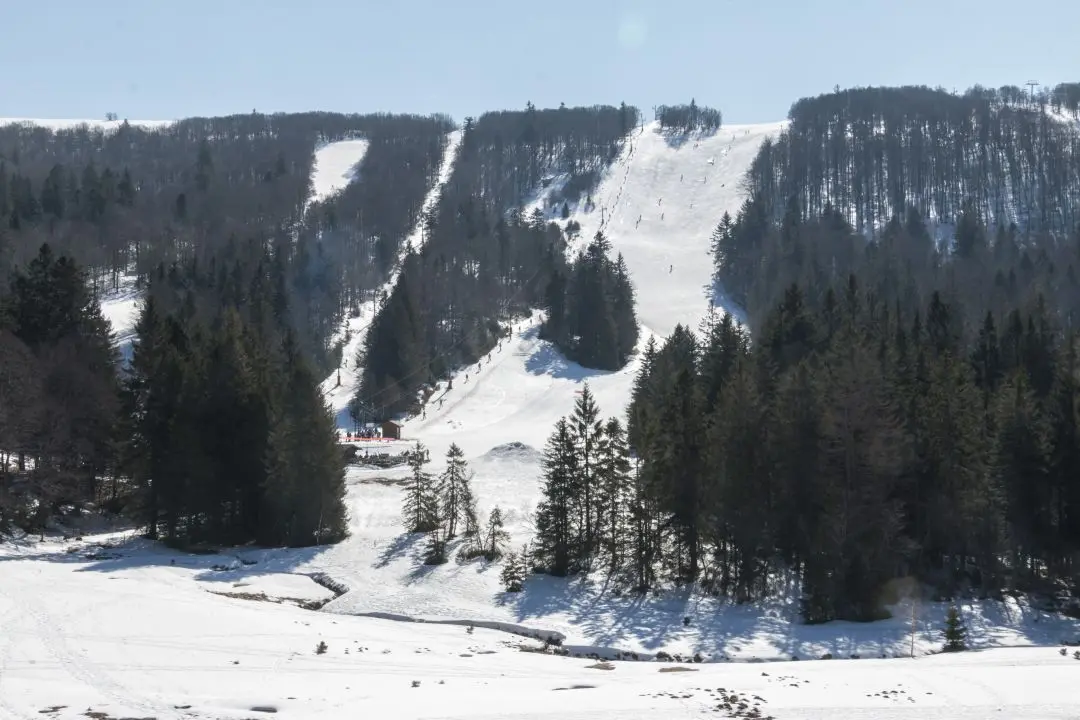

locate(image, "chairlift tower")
[[1026, 81, 1040, 106]]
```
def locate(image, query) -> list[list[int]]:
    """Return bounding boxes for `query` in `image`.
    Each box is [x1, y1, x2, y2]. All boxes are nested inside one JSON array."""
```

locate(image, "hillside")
[[4, 88, 1080, 719]]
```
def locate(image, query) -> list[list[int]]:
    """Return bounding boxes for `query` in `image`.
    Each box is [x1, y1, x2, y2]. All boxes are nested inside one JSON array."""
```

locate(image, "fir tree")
[[439, 443, 476, 539], [943, 605, 968, 651], [482, 506, 511, 560], [403, 441, 438, 533], [534, 418, 580, 576]]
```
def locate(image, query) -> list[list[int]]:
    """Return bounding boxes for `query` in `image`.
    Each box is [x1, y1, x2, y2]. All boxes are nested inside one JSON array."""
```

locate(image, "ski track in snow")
[[321, 129, 462, 433], [5, 119, 1080, 718]]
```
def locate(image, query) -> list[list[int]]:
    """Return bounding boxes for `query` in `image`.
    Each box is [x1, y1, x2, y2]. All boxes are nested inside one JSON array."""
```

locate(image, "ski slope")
[[308, 138, 371, 206], [322, 130, 463, 432], [396, 121, 786, 446], [562, 121, 786, 337]]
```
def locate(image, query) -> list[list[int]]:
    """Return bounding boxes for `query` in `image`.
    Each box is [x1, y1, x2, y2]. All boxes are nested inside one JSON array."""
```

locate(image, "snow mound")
[[480, 441, 542, 463]]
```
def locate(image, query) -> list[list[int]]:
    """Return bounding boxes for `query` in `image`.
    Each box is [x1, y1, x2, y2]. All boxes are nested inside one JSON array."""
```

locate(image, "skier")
[[669, 264, 673, 273]]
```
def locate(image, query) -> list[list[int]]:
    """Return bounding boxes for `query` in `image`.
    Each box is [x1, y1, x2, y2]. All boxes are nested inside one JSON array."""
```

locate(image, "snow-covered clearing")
[[307, 139, 370, 206], [98, 276, 142, 366]]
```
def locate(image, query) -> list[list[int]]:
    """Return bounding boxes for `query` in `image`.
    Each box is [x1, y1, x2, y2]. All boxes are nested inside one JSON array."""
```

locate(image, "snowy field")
[[5, 119, 1080, 718], [2, 535, 1079, 719]]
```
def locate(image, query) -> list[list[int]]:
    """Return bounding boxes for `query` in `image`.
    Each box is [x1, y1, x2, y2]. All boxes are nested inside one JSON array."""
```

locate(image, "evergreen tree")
[[943, 605, 968, 651], [402, 441, 438, 533], [570, 383, 603, 559], [482, 506, 511, 560], [595, 417, 632, 575], [439, 443, 476, 539], [534, 418, 580, 575]]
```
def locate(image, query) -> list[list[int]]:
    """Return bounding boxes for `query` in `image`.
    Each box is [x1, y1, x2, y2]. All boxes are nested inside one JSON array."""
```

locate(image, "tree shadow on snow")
[[501, 571, 1080, 660], [375, 531, 425, 569], [524, 340, 617, 382], [658, 127, 720, 150]]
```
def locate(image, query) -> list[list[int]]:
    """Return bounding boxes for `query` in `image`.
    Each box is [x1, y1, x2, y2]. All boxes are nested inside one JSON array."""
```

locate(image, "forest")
[[746, 83, 1080, 234], [529, 85, 1080, 622], [0, 111, 452, 373], [0, 110, 454, 543]]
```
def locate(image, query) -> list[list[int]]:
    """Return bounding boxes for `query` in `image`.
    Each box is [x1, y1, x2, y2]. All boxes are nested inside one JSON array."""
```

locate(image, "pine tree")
[[402, 441, 438, 533], [483, 506, 511, 560], [262, 331, 348, 546], [595, 417, 632, 576], [570, 383, 603, 560], [439, 443, 475, 539], [500, 548, 527, 592], [943, 604, 968, 651], [424, 495, 448, 565], [534, 418, 580, 575]]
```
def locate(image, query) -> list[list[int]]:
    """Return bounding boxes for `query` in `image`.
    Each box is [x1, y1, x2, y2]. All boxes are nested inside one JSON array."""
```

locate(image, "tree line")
[[534, 211, 1080, 621], [655, 100, 722, 134], [746, 85, 1080, 234]]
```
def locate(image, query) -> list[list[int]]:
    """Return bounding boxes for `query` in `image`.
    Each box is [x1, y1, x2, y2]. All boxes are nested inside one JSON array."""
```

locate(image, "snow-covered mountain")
[[5, 116, 1079, 720]]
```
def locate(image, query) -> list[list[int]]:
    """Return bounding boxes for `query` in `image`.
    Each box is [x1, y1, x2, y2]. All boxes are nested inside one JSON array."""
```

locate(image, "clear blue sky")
[[2, 0, 1077, 124]]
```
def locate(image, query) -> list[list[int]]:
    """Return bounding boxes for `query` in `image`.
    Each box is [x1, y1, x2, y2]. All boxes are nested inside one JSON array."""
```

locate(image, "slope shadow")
[[659, 126, 720, 150], [524, 338, 618, 382], [707, 280, 749, 327]]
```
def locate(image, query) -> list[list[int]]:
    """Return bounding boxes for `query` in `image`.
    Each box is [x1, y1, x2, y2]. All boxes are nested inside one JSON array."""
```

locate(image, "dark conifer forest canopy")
[[2, 79, 1080, 629]]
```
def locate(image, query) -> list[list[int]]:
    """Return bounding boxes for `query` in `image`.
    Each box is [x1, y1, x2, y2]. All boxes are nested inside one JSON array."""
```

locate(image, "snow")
[[307, 139, 370, 206], [3, 536, 1080, 719], [4, 119, 1080, 718], [0, 117, 173, 132], [98, 277, 142, 366]]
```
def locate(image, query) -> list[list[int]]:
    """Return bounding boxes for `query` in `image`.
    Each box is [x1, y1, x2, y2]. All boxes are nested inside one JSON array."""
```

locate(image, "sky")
[[2, 0, 1078, 124]]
